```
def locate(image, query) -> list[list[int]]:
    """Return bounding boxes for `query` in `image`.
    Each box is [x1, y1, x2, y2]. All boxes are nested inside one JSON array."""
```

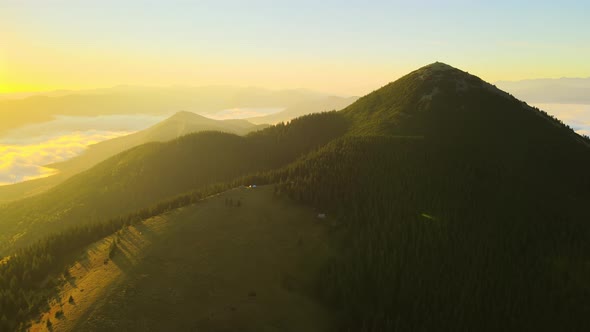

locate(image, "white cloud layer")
[[533, 103, 590, 137], [0, 130, 129, 185], [0, 114, 166, 186]]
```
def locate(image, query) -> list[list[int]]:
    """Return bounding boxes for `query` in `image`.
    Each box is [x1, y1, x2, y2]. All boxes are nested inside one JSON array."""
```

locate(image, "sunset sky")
[[2, 0, 589, 95]]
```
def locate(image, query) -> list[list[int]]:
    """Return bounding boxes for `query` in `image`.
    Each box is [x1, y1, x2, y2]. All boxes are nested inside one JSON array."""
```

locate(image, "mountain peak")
[[168, 111, 206, 121], [421, 61, 456, 70], [342, 62, 484, 133], [342, 62, 586, 144], [412, 62, 473, 83]]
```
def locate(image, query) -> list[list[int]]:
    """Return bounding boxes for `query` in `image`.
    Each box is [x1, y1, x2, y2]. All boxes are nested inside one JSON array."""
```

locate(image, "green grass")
[[63, 185, 337, 332]]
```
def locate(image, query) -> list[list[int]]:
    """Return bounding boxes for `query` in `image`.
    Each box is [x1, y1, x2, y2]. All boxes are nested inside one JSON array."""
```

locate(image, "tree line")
[[256, 134, 590, 331]]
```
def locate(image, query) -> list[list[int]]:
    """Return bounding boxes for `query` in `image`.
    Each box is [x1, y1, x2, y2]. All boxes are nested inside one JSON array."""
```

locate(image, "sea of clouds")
[[0, 114, 167, 185], [533, 103, 590, 137]]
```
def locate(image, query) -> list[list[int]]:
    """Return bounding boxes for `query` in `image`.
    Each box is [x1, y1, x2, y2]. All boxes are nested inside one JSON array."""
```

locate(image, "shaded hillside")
[[0, 112, 266, 204], [0, 112, 349, 254], [264, 63, 590, 330], [248, 96, 358, 124]]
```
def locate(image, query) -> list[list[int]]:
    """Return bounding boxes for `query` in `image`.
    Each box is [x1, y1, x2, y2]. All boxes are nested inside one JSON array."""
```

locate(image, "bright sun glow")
[[1, 1, 588, 95]]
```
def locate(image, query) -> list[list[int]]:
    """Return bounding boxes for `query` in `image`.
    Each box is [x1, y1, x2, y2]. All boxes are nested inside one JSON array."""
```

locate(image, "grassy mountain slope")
[[28, 186, 335, 332], [0, 112, 349, 254], [0, 112, 266, 204]]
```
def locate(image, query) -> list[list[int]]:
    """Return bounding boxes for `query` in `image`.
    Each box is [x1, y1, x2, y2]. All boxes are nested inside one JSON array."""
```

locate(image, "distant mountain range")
[[0, 85, 332, 135], [247, 96, 358, 124], [496, 77, 590, 104]]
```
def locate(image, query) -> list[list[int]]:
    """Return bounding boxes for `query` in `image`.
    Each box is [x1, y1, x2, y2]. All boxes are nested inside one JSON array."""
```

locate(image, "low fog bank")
[[0, 114, 168, 185], [533, 103, 590, 136]]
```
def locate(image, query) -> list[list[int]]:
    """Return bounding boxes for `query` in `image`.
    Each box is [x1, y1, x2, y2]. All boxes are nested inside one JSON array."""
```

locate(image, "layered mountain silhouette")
[[497, 77, 590, 104], [0, 86, 326, 135], [1, 63, 590, 331], [0, 112, 265, 203], [48, 111, 268, 174]]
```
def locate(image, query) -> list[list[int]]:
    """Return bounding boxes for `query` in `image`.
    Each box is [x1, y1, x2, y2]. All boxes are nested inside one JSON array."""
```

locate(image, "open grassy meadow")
[[28, 186, 337, 332]]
